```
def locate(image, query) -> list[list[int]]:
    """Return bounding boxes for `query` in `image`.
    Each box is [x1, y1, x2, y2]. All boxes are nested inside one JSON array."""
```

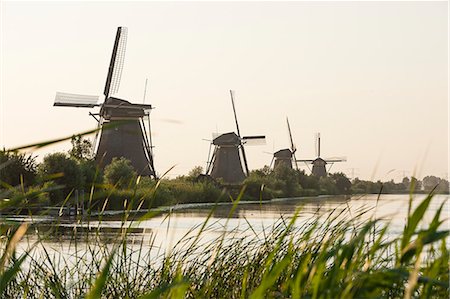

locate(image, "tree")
[[188, 166, 203, 179], [298, 171, 320, 191], [423, 175, 449, 193], [422, 175, 440, 192], [79, 159, 103, 190], [330, 172, 352, 195], [410, 177, 422, 192], [437, 178, 449, 193], [272, 165, 302, 197], [402, 177, 410, 192], [104, 157, 137, 188], [0, 149, 37, 187], [318, 176, 337, 194], [38, 152, 82, 204], [68, 135, 93, 161]]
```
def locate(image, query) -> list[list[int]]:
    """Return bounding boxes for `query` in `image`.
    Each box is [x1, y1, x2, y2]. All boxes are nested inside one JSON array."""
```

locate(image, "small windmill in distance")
[[271, 117, 298, 170], [53, 27, 157, 178], [297, 133, 346, 177], [204, 90, 266, 184]]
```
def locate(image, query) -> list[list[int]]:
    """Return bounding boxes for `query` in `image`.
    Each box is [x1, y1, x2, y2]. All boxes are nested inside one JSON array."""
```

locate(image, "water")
[[7, 193, 450, 264]]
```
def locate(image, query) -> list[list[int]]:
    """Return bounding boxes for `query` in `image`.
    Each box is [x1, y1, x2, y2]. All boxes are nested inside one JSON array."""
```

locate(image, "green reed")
[[0, 189, 448, 298]]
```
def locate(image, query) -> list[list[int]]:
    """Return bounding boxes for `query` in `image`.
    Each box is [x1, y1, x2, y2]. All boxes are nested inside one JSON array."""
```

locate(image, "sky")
[[1, 1, 448, 181]]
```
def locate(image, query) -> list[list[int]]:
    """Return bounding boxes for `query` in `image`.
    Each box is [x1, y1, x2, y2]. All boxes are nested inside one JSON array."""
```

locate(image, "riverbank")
[[1, 193, 448, 298]]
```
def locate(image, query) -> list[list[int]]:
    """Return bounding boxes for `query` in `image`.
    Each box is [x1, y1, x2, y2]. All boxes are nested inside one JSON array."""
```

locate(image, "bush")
[[37, 153, 82, 204], [330, 172, 352, 195], [79, 159, 103, 191], [243, 173, 279, 200], [0, 149, 37, 187], [272, 165, 302, 197], [104, 157, 137, 188]]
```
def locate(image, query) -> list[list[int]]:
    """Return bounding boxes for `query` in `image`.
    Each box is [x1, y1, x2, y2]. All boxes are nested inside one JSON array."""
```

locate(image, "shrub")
[[79, 159, 103, 190], [0, 149, 37, 187], [104, 157, 137, 188], [37, 152, 82, 204], [330, 172, 352, 195]]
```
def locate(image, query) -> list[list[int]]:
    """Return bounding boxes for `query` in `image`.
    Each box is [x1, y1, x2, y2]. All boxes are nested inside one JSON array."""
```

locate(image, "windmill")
[[53, 27, 157, 178], [204, 90, 265, 184], [271, 117, 298, 170], [297, 133, 346, 177]]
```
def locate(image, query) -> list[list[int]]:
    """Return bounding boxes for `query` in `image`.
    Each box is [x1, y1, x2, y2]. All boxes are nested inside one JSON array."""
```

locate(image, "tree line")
[[0, 136, 448, 211]]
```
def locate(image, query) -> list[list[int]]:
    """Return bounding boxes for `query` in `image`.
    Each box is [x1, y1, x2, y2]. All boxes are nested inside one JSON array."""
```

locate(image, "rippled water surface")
[[7, 194, 449, 261]]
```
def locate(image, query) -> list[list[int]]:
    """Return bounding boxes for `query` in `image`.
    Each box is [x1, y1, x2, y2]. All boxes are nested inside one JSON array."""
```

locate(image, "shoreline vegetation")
[[1, 136, 449, 297], [0, 135, 448, 214]]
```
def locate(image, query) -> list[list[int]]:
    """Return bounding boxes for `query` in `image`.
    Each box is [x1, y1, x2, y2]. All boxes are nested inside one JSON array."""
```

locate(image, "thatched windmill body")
[[53, 27, 156, 178], [297, 133, 346, 177], [205, 91, 265, 184], [271, 117, 299, 170]]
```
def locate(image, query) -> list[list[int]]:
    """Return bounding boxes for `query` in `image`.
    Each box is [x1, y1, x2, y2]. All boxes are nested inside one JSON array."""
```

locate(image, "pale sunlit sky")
[[1, 1, 448, 181]]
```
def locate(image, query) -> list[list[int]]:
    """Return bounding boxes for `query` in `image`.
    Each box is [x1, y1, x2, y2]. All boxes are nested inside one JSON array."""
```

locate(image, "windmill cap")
[[274, 149, 292, 158], [101, 97, 151, 119], [213, 132, 240, 145]]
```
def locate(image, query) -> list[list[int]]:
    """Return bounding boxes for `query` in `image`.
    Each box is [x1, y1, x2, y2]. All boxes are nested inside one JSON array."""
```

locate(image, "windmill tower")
[[297, 133, 346, 177], [53, 27, 157, 178], [271, 117, 299, 170], [205, 90, 265, 184]]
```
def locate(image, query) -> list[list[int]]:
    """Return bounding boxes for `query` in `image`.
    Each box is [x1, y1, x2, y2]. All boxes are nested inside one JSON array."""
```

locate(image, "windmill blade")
[[242, 135, 266, 146], [54, 92, 100, 108], [286, 117, 298, 170], [104, 27, 128, 98], [324, 156, 347, 162], [229, 90, 242, 137], [205, 145, 217, 175], [269, 156, 275, 169], [229, 90, 250, 176], [242, 135, 265, 140], [286, 117, 296, 152], [240, 145, 250, 176], [296, 159, 314, 163], [315, 132, 321, 157], [292, 151, 299, 170]]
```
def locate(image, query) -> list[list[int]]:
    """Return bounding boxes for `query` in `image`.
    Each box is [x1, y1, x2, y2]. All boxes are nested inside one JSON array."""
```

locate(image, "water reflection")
[[3, 194, 446, 271], [5, 194, 448, 243]]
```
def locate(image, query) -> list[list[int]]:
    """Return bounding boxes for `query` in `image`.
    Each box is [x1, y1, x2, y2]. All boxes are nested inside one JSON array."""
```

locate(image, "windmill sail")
[[242, 135, 266, 145], [286, 117, 298, 169], [230, 90, 250, 176], [54, 92, 100, 108], [324, 157, 347, 162], [104, 27, 128, 98]]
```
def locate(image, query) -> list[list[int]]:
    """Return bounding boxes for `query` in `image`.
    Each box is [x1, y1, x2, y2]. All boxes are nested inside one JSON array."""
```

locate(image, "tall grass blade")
[[85, 249, 116, 299]]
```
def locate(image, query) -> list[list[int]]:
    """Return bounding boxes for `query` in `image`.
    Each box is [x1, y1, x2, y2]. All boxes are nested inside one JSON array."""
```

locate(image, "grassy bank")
[[0, 190, 448, 298]]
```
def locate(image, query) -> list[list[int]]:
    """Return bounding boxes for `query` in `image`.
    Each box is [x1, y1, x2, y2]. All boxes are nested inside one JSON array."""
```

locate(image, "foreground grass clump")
[[0, 191, 449, 298]]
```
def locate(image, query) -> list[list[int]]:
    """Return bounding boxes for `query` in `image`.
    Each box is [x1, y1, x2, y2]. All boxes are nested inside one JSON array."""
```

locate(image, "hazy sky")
[[1, 1, 448, 181]]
